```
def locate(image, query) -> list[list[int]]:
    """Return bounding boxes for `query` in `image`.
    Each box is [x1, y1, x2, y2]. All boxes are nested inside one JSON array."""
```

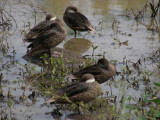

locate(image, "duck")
[[66, 113, 101, 120], [63, 5, 95, 38], [24, 13, 67, 49], [46, 73, 102, 104], [68, 58, 116, 84]]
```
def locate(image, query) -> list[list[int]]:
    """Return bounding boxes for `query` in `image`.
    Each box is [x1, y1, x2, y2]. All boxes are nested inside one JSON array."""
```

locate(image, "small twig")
[[34, 9, 37, 25], [131, 3, 150, 19], [3, 9, 17, 27], [17, 0, 47, 14], [22, 106, 31, 115], [0, 73, 4, 98], [149, 0, 160, 17], [131, 8, 138, 19], [22, 74, 41, 96]]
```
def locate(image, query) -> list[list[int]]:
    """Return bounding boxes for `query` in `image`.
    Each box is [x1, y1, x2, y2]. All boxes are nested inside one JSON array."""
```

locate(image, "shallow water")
[[0, 0, 160, 119]]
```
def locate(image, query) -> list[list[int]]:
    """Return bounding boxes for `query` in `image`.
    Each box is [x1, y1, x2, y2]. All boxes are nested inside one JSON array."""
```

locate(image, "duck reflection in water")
[[23, 47, 93, 70], [63, 38, 93, 55]]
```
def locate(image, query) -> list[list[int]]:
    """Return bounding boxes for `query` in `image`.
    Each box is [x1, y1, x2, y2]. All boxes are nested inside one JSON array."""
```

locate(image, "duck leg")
[[77, 104, 81, 115], [74, 30, 77, 38]]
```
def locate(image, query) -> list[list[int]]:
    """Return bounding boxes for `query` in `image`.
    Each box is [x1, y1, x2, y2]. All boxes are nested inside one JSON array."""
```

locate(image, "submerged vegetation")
[[0, 0, 160, 120]]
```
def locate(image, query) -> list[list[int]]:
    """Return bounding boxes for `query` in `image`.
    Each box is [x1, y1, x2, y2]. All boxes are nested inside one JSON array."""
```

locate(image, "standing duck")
[[69, 58, 116, 84], [24, 13, 67, 49], [63, 5, 95, 38], [46, 74, 102, 104]]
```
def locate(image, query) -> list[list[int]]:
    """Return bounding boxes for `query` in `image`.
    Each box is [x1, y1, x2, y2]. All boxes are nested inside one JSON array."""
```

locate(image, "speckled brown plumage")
[[24, 14, 56, 42], [24, 13, 67, 49], [63, 5, 95, 37], [46, 74, 102, 104], [70, 58, 117, 84], [66, 113, 101, 120]]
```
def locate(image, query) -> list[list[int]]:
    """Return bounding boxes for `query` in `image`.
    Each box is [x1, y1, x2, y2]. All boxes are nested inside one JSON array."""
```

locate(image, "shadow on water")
[[48, 97, 116, 120], [23, 47, 94, 70], [63, 38, 93, 55]]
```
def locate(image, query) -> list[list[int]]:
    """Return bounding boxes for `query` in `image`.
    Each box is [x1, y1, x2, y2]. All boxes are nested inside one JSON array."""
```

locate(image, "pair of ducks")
[[47, 58, 116, 104], [24, 6, 116, 104], [24, 5, 95, 50]]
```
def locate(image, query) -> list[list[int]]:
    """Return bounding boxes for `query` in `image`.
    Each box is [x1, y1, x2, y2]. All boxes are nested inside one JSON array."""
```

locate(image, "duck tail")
[[46, 97, 55, 103], [89, 26, 96, 33], [65, 74, 79, 80]]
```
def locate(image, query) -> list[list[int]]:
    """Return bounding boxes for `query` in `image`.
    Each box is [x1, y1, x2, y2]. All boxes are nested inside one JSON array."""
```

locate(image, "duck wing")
[[74, 12, 91, 28], [63, 13, 78, 28], [27, 23, 60, 48], [73, 64, 102, 77], [27, 30, 57, 48], [61, 82, 89, 97], [24, 20, 55, 42]]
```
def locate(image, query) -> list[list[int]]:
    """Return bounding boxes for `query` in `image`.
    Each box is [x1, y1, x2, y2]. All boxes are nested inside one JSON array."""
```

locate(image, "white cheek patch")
[[86, 78, 95, 83], [50, 17, 56, 21], [68, 10, 75, 13]]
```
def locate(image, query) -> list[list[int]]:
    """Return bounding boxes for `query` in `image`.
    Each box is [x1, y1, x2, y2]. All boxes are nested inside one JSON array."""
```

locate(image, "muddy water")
[[0, 0, 160, 119]]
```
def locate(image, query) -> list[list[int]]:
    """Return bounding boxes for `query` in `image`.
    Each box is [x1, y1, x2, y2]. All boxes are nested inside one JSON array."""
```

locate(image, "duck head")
[[98, 58, 109, 70], [80, 73, 95, 83], [46, 13, 56, 21], [65, 5, 78, 13]]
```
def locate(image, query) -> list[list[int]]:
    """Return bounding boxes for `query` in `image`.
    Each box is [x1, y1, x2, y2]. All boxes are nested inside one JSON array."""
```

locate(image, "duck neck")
[[101, 64, 109, 70]]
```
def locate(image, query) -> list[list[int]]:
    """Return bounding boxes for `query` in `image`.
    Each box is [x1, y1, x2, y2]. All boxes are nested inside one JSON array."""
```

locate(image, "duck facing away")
[[46, 74, 102, 104], [63, 5, 95, 38], [24, 13, 67, 49], [69, 58, 116, 84]]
